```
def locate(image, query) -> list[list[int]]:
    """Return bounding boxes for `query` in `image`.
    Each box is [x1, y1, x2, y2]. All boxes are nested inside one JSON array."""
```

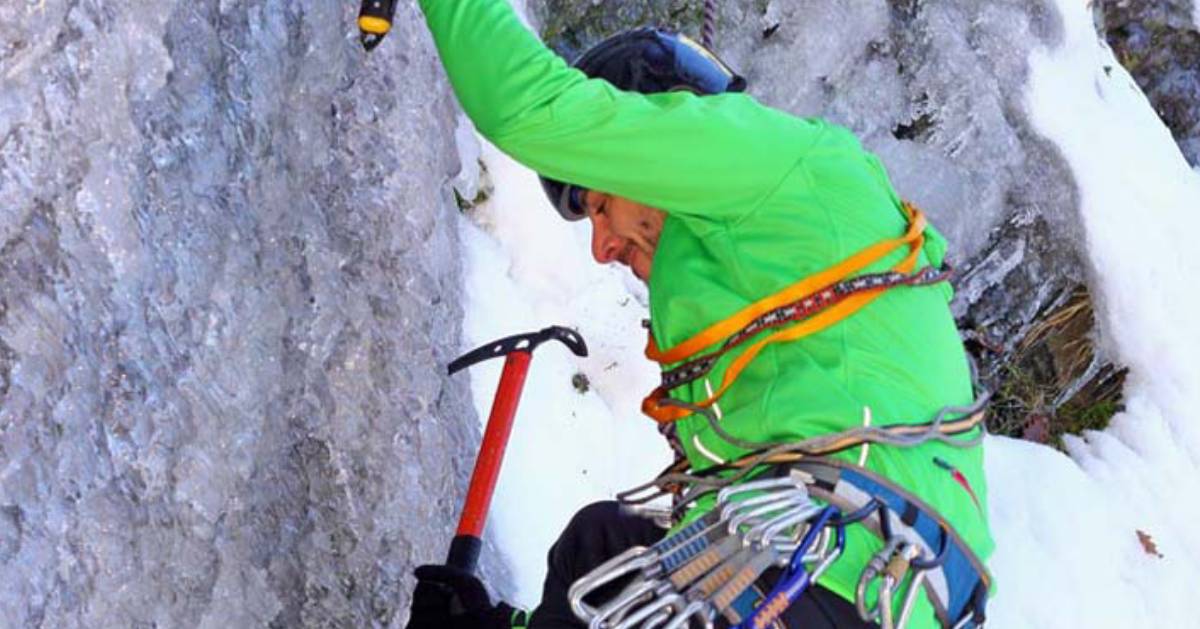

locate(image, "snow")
[[998, 0, 1200, 624], [458, 0, 1200, 624]]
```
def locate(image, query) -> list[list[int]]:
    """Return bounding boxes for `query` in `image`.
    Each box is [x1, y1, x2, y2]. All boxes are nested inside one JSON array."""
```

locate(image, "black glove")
[[406, 564, 527, 629]]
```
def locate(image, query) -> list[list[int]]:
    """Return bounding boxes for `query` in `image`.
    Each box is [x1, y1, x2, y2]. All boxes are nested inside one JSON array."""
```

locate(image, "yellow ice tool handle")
[[358, 0, 398, 51], [359, 16, 391, 35], [642, 202, 928, 423]]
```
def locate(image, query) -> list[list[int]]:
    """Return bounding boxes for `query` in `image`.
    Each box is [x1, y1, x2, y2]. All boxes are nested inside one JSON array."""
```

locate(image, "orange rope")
[[643, 203, 929, 423]]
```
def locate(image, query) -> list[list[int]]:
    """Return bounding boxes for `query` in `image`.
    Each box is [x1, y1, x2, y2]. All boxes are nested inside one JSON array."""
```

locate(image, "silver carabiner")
[[878, 575, 897, 629], [720, 487, 808, 526], [727, 492, 808, 535], [614, 591, 685, 629], [719, 483, 806, 515], [590, 578, 661, 629], [662, 599, 715, 629], [893, 545, 927, 629], [803, 526, 835, 563], [770, 522, 831, 561], [855, 537, 904, 625], [856, 539, 926, 629], [716, 475, 801, 505], [750, 500, 824, 549], [570, 546, 658, 622], [807, 536, 844, 583]]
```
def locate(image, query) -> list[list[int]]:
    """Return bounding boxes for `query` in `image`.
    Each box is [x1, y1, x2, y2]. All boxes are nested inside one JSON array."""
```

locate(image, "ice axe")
[[443, 325, 588, 572]]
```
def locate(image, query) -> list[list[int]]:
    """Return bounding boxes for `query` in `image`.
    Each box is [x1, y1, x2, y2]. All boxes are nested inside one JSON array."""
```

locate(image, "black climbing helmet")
[[540, 27, 747, 221]]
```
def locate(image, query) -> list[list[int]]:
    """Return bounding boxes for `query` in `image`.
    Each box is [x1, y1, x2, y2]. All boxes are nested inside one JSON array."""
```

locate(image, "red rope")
[[702, 0, 716, 49]]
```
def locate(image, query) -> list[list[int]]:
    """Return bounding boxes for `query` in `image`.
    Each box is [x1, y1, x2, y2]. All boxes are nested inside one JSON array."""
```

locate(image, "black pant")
[[529, 502, 875, 628]]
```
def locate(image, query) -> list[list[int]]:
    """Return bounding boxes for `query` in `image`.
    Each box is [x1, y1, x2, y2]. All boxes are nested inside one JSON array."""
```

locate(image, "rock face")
[[1098, 0, 1200, 166], [0, 1, 496, 626]]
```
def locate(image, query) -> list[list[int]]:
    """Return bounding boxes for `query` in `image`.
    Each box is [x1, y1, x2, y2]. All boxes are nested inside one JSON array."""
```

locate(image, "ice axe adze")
[[443, 325, 588, 572]]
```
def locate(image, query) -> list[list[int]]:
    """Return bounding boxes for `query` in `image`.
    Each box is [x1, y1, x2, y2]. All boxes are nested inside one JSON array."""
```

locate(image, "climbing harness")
[[569, 399, 991, 629], [643, 202, 944, 422]]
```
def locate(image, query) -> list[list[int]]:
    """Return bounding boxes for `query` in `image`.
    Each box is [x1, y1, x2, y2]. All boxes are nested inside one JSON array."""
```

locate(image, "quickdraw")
[[642, 202, 942, 423]]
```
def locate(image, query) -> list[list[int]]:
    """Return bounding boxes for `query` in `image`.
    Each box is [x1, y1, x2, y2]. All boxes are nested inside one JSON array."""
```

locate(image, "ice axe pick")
[[444, 325, 588, 572]]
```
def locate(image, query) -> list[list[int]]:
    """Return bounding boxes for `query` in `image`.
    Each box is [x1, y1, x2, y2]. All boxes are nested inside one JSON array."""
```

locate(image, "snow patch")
[[459, 141, 670, 606]]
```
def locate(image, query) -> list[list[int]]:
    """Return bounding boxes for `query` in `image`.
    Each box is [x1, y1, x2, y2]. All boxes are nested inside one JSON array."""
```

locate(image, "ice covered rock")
[[0, 1, 496, 626]]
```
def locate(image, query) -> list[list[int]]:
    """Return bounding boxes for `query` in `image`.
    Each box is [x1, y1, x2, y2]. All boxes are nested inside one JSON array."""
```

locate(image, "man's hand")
[[406, 564, 526, 629]]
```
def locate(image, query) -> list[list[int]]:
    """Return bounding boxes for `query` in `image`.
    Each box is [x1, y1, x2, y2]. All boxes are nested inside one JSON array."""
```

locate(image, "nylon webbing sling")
[[642, 202, 944, 422]]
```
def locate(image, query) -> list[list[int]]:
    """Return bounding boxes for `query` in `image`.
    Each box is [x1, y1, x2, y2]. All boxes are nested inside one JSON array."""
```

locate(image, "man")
[[406, 1, 993, 627]]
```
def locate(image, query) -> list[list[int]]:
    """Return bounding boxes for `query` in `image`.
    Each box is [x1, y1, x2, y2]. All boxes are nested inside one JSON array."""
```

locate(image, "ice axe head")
[[448, 326, 588, 375]]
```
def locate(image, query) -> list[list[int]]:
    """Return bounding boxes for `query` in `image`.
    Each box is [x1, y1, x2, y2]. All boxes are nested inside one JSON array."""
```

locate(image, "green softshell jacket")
[[417, 0, 994, 624]]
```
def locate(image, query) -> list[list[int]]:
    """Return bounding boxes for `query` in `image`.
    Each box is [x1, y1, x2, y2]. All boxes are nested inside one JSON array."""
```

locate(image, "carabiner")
[[662, 599, 715, 629], [570, 546, 658, 622], [856, 537, 928, 629], [727, 493, 807, 535], [590, 578, 661, 629], [750, 501, 824, 549], [894, 565, 928, 629], [855, 536, 904, 625], [614, 592, 685, 629], [716, 475, 801, 505]]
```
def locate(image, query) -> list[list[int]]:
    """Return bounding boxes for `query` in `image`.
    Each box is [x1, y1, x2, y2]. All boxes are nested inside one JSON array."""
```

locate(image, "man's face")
[[583, 190, 666, 283]]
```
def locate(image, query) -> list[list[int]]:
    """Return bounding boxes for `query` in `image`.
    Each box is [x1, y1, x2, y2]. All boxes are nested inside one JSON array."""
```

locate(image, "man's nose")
[[590, 219, 622, 264]]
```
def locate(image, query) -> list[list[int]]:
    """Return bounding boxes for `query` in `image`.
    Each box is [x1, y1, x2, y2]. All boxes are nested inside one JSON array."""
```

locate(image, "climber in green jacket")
[[406, 1, 994, 628]]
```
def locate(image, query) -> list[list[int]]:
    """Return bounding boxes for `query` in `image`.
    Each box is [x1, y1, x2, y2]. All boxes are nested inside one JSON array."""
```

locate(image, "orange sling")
[[642, 202, 933, 422]]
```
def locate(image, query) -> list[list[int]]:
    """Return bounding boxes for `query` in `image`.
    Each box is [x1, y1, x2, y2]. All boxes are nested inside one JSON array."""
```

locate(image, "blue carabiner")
[[736, 506, 842, 629]]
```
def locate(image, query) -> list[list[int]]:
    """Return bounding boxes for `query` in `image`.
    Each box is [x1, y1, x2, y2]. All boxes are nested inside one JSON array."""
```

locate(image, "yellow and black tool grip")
[[358, 0, 399, 51]]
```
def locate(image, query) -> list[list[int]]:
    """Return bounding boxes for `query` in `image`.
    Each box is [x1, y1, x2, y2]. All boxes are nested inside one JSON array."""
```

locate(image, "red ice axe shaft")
[[444, 325, 588, 572]]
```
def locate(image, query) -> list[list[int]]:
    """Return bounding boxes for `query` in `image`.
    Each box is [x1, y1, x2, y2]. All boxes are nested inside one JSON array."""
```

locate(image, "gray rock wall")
[[1099, 0, 1200, 166], [1, 1, 486, 626]]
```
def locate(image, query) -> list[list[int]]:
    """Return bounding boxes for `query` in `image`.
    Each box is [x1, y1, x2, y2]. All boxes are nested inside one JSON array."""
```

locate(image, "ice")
[[1, 1, 481, 626]]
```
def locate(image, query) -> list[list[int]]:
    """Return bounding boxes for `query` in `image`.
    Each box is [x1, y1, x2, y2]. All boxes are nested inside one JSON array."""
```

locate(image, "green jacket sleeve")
[[416, 0, 824, 220]]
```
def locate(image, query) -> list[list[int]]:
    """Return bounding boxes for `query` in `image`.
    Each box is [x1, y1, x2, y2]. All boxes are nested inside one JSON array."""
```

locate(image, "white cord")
[[705, 378, 724, 421], [858, 406, 872, 466], [693, 379, 727, 465], [693, 435, 726, 465]]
